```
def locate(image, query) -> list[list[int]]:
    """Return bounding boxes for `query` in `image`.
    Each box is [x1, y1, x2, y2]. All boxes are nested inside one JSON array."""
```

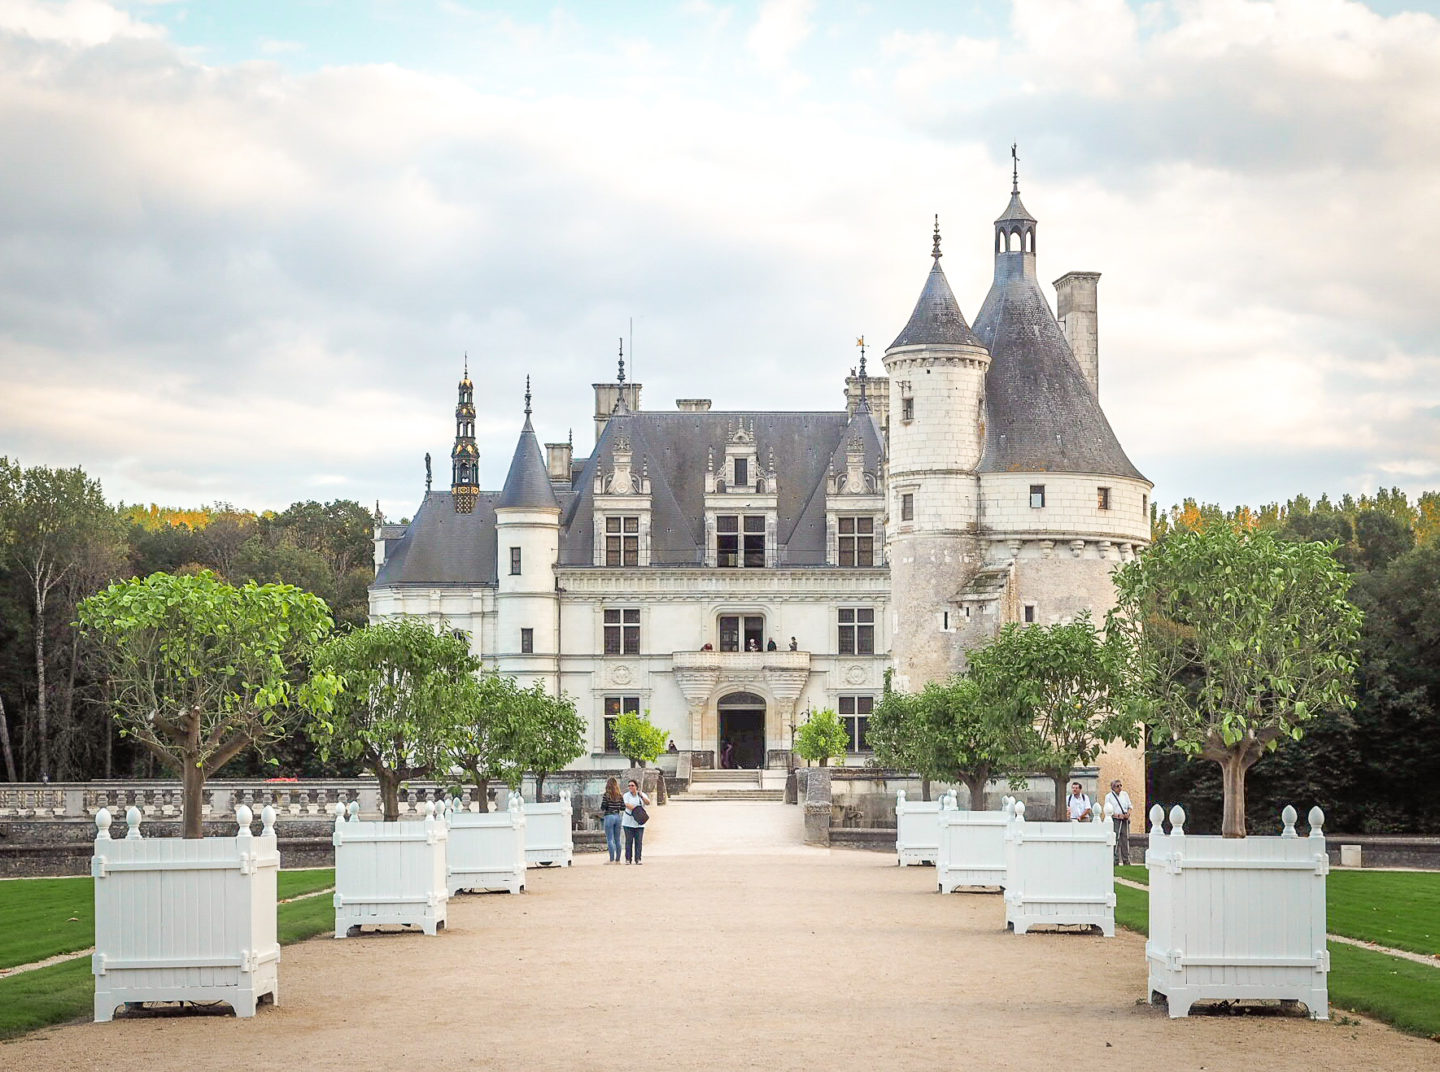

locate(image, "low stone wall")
[[824, 768, 1100, 827]]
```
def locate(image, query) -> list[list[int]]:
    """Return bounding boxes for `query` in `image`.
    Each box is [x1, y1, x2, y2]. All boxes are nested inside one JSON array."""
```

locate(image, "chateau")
[[370, 175, 1151, 793]]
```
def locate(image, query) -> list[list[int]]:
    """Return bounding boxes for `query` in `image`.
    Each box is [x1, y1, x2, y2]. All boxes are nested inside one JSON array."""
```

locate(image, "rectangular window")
[[901, 397, 914, 422], [605, 515, 639, 567], [1097, 487, 1111, 510], [509, 546, 522, 574], [717, 515, 739, 568], [838, 607, 875, 655], [1030, 485, 1046, 509], [718, 514, 765, 568], [900, 493, 914, 522], [839, 695, 874, 752], [1023, 605, 1035, 624], [1142, 493, 1149, 517], [718, 614, 764, 652], [734, 457, 748, 488], [743, 514, 765, 567], [604, 608, 640, 655], [838, 516, 875, 567], [520, 627, 534, 653], [603, 695, 640, 752]]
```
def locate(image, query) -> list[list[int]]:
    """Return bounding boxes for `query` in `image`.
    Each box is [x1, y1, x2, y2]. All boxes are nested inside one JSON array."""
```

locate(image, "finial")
[[463, 351, 468, 379], [425, 452, 432, 492], [524, 375, 532, 418], [1011, 142, 1019, 194], [856, 335, 868, 404], [568, 427, 573, 447], [617, 338, 626, 385], [931, 215, 941, 261]]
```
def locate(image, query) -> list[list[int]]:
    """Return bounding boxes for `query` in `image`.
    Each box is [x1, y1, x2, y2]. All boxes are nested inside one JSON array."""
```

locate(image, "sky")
[[1, 0, 1438, 521]]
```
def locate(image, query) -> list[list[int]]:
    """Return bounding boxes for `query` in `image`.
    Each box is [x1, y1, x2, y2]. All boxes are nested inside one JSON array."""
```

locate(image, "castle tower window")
[[605, 516, 640, 566], [604, 608, 640, 655], [901, 397, 915, 422], [838, 516, 875, 566], [839, 695, 874, 752], [1142, 494, 1149, 517], [1097, 486, 1111, 510], [520, 628, 534, 654], [1030, 485, 1046, 509], [603, 696, 640, 752], [1023, 605, 1036, 624], [901, 493, 914, 521], [509, 546, 522, 574], [838, 607, 875, 655]]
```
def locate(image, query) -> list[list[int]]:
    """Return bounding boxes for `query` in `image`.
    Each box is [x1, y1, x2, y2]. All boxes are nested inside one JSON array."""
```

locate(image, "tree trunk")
[[818, 756, 829, 768], [0, 693, 17, 782], [1218, 751, 1254, 838], [103, 714, 112, 779], [474, 774, 490, 813], [378, 770, 401, 823], [182, 762, 205, 839], [962, 773, 989, 812], [534, 771, 547, 800], [920, 776, 931, 802], [57, 626, 80, 781], [1053, 771, 1068, 821], [33, 577, 49, 780]]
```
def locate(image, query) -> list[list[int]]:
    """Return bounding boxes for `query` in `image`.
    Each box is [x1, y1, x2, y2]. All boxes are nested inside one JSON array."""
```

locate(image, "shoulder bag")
[[630, 804, 649, 826]]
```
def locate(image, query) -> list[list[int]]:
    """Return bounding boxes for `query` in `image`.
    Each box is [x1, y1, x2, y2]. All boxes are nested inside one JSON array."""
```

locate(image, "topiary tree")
[[440, 669, 529, 809], [1110, 527, 1362, 837], [967, 613, 1137, 820], [308, 617, 477, 822], [77, 571, 339, 837], [508, 683, 585, 800], [794, 707, 849, 767], [612, 709, 668, 768]]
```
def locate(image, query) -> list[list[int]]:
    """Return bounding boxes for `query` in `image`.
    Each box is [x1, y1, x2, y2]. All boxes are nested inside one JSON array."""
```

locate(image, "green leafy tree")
[[0, 458, 123, 780], [869, 676, 1017, 809], [309, 618, 477, 821], [612, 709, 668, 767], [1110, 527, 1362, 837], [968, 614, 1136, 820], [794, 707, 849, 767], [507, 683, 585, 800], [440, 669, 530, 808], [76, 571, 338, 837]]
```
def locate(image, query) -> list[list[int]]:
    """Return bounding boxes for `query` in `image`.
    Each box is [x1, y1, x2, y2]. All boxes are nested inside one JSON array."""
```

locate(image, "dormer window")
[[605, 516, 639, 566], [717, 514, 766, 568], [734, 457, 748, 488], [838, 517, 875, 566]]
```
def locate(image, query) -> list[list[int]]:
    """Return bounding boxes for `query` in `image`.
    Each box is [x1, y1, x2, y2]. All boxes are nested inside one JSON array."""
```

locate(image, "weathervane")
[[524, 375, 532, 418], [931, 215, 942, 261], [856, 335, 868, 405], [618, 337, 626, 385], [1011, 142, 1020, 194]]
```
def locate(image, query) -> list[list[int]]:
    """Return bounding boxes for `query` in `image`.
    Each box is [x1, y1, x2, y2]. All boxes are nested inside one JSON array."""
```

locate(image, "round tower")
[[882, 219, 992, 691], [494, 377, 562, 692]]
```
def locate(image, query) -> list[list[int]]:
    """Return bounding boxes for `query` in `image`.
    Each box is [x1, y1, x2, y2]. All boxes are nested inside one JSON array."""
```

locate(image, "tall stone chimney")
[[545, 441, 573, 483], [1054, 271, 1100, 396]]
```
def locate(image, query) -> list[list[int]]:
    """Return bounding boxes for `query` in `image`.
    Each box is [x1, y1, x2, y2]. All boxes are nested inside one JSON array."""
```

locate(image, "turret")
[[494, 377, 561, 691], [451, 356, 481, 513]]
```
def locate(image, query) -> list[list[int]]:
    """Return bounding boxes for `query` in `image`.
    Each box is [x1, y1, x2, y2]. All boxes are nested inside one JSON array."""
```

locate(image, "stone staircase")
[[677, 769, 785, 802]]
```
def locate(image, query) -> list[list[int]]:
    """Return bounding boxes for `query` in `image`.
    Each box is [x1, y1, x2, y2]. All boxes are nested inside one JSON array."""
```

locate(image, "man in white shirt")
[[1106, 779, 1134, 865], [1066, 782, 1092, 821]]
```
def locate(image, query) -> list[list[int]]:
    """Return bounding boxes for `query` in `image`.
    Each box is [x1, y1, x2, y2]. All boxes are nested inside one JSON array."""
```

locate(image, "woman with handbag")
[[600, 777, 625, 864], [622, 778, 652, 865]]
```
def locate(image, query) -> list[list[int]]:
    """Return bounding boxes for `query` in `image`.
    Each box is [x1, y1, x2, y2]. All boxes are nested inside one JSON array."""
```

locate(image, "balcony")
[[671, 650, 811, 673]]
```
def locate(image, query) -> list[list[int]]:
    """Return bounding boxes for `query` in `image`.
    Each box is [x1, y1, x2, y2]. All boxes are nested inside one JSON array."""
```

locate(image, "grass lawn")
[[0, 878, 94, 970], [1327, 940, 1440, 1038]]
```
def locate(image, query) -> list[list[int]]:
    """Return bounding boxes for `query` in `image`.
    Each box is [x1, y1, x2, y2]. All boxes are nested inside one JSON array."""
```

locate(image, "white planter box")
[[444, 796, 526, 895], [332, 802, 448, 937], [1146, 804, 1329, 1019], [895, 790, 954, 866], [936, 797, 1012, 892], [1003, 800, 1115, 936], [91, 805, 279, 1022], [521, 791, 574, 868]]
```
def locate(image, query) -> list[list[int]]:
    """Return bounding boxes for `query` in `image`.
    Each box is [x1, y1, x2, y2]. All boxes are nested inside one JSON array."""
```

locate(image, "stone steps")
[[673, 789, 785, 802]]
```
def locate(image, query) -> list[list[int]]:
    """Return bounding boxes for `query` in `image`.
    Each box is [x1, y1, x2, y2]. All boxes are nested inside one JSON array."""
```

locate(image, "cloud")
[[746, 0, 814, 77]]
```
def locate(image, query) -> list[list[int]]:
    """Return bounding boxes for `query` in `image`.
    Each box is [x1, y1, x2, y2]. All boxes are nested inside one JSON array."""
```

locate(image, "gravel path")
[[6, 803, 1435, 1070]]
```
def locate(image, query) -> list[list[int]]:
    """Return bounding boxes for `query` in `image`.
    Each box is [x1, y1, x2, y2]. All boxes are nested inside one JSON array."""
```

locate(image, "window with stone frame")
[[1029, 485, 1046, 509], [717, 514, 766, 568], [900, 493, 914, 522], [603, 695, 640, 752], [719, 614, 765, 653], [838, 516, 876, 566], [901, 396, 915, 422], [839, 695, 874, 752], [520, 627, 534, 654], [509, 546, 522, 574], [1097, 486, 1111, 511], [604, 608, 640, 655], [605, 515, 640, 566], [838, 607, 875, 655]]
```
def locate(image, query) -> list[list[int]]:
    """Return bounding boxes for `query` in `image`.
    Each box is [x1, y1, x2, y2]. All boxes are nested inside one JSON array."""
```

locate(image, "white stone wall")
[[495, 506, 561, 690], [980, 473, 1150, 544]]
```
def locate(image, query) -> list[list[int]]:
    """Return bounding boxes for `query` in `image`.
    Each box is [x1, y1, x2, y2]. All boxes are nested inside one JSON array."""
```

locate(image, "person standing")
[[1106, 779, 1133, 865], [622, 778, 652, 864], [600, 776, 625, 864], [1066, 781, 1092, 821]]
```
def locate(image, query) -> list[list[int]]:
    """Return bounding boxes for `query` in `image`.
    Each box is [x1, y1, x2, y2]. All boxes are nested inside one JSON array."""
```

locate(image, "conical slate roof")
[[995, 190, 1036, 224], [888, 260, 982, 350], [496, 415, 560, 510]]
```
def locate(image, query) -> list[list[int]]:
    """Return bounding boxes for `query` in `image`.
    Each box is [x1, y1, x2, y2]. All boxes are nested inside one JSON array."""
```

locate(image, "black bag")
[[630, 804, 649, 826]]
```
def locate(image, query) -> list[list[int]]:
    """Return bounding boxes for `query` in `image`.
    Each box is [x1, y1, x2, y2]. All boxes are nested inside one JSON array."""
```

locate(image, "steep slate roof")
[[560, 409, 878, 567], [373, 491, 499, 586], [496, 416, 561, 510], [971, 225, 1146, 482], [888, 259, 982, 350]]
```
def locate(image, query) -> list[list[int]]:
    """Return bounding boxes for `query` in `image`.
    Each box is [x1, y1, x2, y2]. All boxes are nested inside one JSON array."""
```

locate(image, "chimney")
[[1054, 272, 1100, 395], [676, 399, 712, 412], [545, 441, 573, 483], [592, 382, 642, 443]]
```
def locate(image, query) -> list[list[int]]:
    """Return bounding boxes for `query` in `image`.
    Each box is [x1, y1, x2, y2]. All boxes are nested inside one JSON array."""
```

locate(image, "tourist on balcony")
[[766, 638, 777, 651], [747, 637, 760, 652], [600, 777, 625, 864], [788, 637, 798, 650]]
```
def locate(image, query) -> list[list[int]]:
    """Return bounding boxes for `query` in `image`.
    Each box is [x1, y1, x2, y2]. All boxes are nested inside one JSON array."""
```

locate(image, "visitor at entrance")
[[1067, 782, 1092, 821], [600, 777, 625, 864], [623, 779, 652, 864], [1107, 779, 1133, 864], [720, 739, 735, 769]]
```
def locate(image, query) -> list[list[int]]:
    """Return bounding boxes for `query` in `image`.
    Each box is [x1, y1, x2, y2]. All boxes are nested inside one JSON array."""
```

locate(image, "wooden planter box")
[[895, 790, 954, 867], [332, 802, 448, 937], [444, 796, 526, 895], [91, 805, 279, 1022], [1146, 804, 1329, 1019], [1003, 800, 1115, 936], [521, 791, 574, 868], [936, 797, 1011, 892]]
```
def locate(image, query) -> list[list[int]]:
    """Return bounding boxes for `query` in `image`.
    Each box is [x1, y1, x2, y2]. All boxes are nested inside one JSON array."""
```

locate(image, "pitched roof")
[[496, 416, 561, 510], [372, 491, 499, 586], [888, 260, 982, 350]]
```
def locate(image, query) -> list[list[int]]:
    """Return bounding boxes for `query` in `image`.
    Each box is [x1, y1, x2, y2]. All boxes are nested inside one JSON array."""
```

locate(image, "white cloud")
[[746, 0, 814, 74]]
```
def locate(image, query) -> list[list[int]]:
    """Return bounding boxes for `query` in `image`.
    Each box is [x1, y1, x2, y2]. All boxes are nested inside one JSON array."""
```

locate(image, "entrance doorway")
[[717, 691, 767, 769]]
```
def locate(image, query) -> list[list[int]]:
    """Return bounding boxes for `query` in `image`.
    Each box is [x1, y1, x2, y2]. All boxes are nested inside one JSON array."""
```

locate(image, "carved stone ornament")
[[611, 664, 633, 686], [845, 664, 867, 685]]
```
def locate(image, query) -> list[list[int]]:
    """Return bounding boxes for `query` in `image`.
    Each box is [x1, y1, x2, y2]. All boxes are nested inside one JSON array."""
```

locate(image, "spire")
[[497, 381, 560, 510], [451, 357, 480, 513], [932, 215, 941, 261], [617, 338, 626, 385], [1011, 141, 1019, 195], [524, 375, 532, 421], [994, 144, 1037, 278], [888, 219, 982, 350], [856, 335, 869, 410]]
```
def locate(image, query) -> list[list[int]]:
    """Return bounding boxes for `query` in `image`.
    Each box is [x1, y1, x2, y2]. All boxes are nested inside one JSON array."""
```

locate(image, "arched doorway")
[[717, 691, 766, 769]]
